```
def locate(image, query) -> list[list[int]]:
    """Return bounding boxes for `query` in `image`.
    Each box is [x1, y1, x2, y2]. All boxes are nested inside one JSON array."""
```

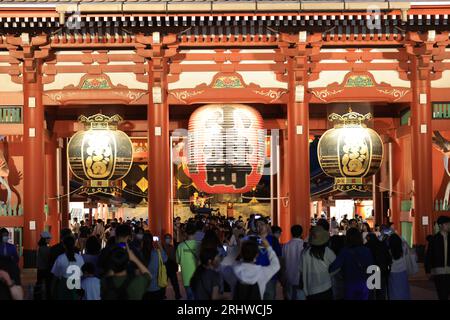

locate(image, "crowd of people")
[[0, 213, 449, 300]]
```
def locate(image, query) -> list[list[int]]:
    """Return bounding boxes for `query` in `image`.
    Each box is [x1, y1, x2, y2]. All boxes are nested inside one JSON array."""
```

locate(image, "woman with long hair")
[[35, 232, 52, 300], [387, 234, 411, 300], [329, 228, 374, 300], [142, 232, 168, 300], [301, 226, 336, 300], [50, 236, 84, 300]]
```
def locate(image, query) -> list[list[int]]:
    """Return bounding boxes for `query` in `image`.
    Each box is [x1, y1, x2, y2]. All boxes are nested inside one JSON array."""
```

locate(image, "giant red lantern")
[[187, 104, 265, 194]]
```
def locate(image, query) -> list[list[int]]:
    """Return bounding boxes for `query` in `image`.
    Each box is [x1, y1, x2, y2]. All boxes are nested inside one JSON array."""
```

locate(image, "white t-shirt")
[[51, 253, 84, 278], [81, 276, 101, 300], [301, 247, 336, 296]]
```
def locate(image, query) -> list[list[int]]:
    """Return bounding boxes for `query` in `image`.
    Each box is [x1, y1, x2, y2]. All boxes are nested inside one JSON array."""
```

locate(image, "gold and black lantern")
[[317, 108, 383, 192], [68, 114, 133, 195]]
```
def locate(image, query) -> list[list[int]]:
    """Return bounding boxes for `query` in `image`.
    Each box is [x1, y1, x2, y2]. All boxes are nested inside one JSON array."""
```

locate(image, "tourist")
[[194, 220, 205, 242], [82, 236, 101, 277], [362, 223, 371, 244], [173, 217, 183, 247], [77, 221, 91, 254], [162, 233, 182, 300], [98, 224, 133, 276], [329, 235, 346, 300], [190, 247, 224, 300], [100, 245, 151, 300], [142, 233, 168, 300], [317, 218, 330, 232], [92, 219, 105, 245], [301, 226, 336, 300], [330, 217, 339, 235], [0, 228, 19, 265], [0, 256, 23, 300], [176, 222, 198, 300], [425, 215, 450, 300], [253, 217, 277, 299], [329, 228, 374, 300], [365, 233, 392, 300], [104, 221, 117, 240], [50, 236, 84, 300], [247, 214, 257, 234], [231, 238, 280, 300], [388, 233, 411, 300], [311, 214, 318, 226], [71, 217, 80, 240], [80, 262, 100, 300], [282, 225, 305, 300], [35, 231, 52, 300]]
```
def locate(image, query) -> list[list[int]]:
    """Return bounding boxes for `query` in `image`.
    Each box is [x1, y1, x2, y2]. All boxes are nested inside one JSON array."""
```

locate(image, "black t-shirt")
[[190, 267, 222, 300], [79, 226, 90, 238], [0, 256, 21, 300]]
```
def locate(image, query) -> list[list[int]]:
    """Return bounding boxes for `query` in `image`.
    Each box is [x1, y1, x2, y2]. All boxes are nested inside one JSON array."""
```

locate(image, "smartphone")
[[153, 236, 159, 242], [255, 214, 261, 219]]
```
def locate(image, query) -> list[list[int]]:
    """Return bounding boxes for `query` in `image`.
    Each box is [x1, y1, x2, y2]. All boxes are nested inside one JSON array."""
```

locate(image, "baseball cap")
[[40, 231, 51, 239], [437, 215, 450, 225]]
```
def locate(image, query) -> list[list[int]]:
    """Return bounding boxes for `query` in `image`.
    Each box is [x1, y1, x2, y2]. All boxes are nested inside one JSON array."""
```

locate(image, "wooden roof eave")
[[53, 2, 411, 14]]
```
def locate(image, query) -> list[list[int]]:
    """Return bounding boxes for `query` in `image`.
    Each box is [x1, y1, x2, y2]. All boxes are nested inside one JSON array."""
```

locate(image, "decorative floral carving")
[[170, 90, 205, 103], [376, 88, 409, 101], [80, 76, 111, 89], [252, 89, 287, 103], [345, 75, 374, 87], [126, 91, 146, 102], [311, 89, 343, 102], [212, 76, 244, 88]]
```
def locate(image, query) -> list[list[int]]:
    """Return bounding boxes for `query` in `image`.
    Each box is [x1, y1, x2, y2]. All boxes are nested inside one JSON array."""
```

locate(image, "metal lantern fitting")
[[187, 104, 265, 194], [68, 114, 133, 195], [317, 108, 384, 192]]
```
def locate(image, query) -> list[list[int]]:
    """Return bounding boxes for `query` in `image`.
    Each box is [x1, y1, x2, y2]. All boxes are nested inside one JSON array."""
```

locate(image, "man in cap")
[[425, 215, 450, 300], [0, 228, 19, 266]]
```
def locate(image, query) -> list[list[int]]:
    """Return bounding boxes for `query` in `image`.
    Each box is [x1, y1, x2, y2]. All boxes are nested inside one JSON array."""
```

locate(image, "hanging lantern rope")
[[47, 186, 84, 200]]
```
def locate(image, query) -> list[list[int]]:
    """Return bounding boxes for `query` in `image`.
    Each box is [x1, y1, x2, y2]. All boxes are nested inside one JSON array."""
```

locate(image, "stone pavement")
[[20, 265, 439, 300]]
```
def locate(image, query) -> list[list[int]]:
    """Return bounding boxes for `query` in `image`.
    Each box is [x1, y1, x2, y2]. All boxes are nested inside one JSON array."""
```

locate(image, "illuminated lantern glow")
[[187, 104, 265, 194], [68, 114, 133, 195], [317, 109, 384, 192]]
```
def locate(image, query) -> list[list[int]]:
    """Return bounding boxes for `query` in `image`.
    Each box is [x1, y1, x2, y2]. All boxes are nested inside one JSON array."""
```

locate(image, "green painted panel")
[[400, 109, 410, 126], [401, 222, 413, 248], [401, 200, 412, 211], [433, 103, 450, 119]]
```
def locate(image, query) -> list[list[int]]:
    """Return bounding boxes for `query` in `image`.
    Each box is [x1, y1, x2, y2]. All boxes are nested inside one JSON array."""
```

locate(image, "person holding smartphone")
[[142, 233, 168, 300]]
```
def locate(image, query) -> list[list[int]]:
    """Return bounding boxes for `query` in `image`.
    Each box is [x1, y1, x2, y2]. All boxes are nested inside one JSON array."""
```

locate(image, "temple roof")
[[0, 0, 417, 13]]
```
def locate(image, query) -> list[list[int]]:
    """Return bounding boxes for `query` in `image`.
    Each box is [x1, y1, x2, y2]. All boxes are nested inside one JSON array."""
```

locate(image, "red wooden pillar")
[[23, 60, 46, 267], [287, 57, 311, 234], [278, 130, 290, 243], [46, 136, 60, 243], [372, 172, 383, 226], [410, 55, 433, 245], [147, 58, 172, 237]]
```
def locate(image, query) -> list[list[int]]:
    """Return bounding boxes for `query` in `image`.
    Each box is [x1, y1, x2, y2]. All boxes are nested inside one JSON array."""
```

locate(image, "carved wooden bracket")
[[44, 73, 146, 105], [169, 72, 287, 105], [309, 71, 411, 103]]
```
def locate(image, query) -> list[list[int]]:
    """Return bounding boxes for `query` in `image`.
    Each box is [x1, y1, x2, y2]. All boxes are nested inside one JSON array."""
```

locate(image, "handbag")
[[404, 246, 419, 275], [157, 250, 168, 288]]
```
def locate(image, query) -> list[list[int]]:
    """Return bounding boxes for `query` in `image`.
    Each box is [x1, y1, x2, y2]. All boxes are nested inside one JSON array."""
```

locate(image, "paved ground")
[[20, 265, 438, 300]]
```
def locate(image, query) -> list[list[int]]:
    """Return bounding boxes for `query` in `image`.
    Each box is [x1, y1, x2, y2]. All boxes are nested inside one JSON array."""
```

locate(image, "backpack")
[[101, 275, 133, 300], [233, 280, 261, 300]]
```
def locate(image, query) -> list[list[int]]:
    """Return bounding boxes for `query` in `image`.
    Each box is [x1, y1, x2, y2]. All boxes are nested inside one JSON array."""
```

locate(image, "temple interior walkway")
[[20, 265, 438, 300]]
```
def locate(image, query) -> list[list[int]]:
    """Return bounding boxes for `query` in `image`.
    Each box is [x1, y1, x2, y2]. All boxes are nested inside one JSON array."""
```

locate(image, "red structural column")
[[22, 60, 46, 267], [287, 57, 311, 232], [410, 55, 433, 245], [147, 58, 172, 237], [46, 136, 60, 244], [278, 130, 290, 243]]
